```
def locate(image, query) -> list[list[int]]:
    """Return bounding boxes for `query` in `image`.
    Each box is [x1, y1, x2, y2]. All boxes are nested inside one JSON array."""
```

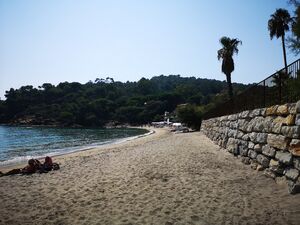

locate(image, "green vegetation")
[[217, 36, 242, 100], [0, 75, 249, 128]]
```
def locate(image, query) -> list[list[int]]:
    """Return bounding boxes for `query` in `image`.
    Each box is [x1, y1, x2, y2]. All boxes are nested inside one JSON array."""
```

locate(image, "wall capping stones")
[[201, 100, 300, 194]]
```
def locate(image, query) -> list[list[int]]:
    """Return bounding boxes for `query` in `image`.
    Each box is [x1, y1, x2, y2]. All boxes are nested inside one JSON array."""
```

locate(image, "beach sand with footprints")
[[1, 128, 300, 225]]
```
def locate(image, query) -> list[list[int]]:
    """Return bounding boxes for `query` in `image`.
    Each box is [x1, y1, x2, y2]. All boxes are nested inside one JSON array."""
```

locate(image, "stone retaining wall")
[[201, 101, 300, 194]]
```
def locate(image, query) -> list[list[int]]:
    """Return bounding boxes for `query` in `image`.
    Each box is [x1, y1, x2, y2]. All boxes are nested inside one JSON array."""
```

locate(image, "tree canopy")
[[217, 36, 242, 100], [0, 75, 249, 127]]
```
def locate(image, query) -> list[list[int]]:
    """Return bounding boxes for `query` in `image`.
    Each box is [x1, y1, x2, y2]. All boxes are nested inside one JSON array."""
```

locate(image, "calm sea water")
[[0, 126, 149, 166]]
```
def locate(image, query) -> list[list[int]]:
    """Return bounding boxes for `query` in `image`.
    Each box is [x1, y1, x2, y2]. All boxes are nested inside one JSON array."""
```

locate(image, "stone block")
[[236, 131, 244, 139], [288, 103, 296, 114], [249, 109, 262, 118], [293, 157, 300, 170], [267, 134, 290, 150], [288, 178, 300, 194], [285, 168, 299, 181], [239, 146, 248, 156], [262, 145, 276, 157], [248, 142, 255, 149], [248, 150, 257, 159], [285, 114, 296, 125], [270, 122, 282, 134], [249, 132, 268, 144], [275, 151, 293, 165], [269, 159, 285, 175], [273, 116, 286, 125], [262, 117, 274, 133], [252, 117, 265, 132], [228, 114, 238, 121], [266, 105, 278, 116], [295, 114, 300, 126], [241, 110, 250, 118], [273, 115, 295, 126], [296, 100, 300, 113], [289, 139, 300, 157], [281, 126, 300, 139], [256, 154, 270, 168], [276, 104, 289, 115], [241, 134, 250, 141], [254, 144, 263, 153]]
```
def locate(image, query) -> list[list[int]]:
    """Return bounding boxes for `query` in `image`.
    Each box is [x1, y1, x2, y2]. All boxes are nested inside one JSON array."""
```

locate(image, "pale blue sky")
[[0, 0, 299, 99]]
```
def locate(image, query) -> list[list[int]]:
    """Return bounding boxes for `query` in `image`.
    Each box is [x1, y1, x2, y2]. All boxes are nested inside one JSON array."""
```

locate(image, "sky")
[[0, 0, 299, 99]]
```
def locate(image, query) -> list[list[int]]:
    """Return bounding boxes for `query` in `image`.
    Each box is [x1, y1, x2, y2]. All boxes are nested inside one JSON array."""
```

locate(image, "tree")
[[268, 8, 293, 72], [217, 36, 242, 100], [176, 104, 203, 130], [289, 2, 300, 54]]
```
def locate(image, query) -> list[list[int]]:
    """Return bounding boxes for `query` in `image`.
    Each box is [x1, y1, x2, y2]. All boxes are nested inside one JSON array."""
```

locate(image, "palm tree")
[[217, 36, 242, 100], [268, 8, 292, 73]]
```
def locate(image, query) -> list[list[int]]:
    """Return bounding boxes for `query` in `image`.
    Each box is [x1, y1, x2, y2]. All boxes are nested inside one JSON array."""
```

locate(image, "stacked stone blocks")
[[201, 101, 300, 194]]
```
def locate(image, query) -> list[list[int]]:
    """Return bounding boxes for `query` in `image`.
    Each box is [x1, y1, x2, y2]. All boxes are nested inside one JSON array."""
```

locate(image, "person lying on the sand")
[[0, 159, 40, 176], [0, 157, 59, 176]]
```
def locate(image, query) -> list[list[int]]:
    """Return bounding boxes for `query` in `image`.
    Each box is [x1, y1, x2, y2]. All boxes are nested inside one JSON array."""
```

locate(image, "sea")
[[0, 125, 149, 166]]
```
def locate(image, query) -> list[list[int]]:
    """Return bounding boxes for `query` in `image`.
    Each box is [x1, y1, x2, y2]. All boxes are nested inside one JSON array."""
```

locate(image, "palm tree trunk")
[[281, 34, 288, 74], [226, 73, 233, 100], [281, 34, 287, 104]]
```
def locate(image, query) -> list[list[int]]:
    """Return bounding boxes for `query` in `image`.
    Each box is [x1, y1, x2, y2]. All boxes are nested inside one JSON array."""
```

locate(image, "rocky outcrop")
[[201, 101, 300, 194]]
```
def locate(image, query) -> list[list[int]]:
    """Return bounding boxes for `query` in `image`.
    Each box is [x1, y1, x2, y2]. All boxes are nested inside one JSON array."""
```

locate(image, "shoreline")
[[0, 126, 158, 173]]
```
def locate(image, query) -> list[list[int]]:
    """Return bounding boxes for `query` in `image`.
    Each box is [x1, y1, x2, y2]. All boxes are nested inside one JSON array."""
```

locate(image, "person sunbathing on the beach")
[[22, 159, 40, 174], [0, 156, 59, 176], [42, 156, 53, 172], [0, 159, 40, 176]]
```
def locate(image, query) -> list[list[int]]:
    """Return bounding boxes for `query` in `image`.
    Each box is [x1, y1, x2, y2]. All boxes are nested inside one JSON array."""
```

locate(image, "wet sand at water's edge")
[[0, 128, 299, 225]]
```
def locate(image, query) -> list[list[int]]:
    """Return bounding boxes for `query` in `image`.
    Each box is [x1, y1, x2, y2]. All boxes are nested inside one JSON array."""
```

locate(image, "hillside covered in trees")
[[0, 75, 250, 128]]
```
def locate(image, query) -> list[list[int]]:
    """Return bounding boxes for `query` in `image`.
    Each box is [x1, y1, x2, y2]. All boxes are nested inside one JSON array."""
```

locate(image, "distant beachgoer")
[[42, 156, 53, 171]]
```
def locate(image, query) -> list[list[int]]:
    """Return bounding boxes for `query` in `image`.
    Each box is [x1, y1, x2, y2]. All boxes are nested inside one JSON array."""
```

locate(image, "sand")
[[0, 128, 300, 225]]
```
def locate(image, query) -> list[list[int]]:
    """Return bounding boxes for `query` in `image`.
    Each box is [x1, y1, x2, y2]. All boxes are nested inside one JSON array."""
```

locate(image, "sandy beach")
[[1, 128, 300, 225]]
